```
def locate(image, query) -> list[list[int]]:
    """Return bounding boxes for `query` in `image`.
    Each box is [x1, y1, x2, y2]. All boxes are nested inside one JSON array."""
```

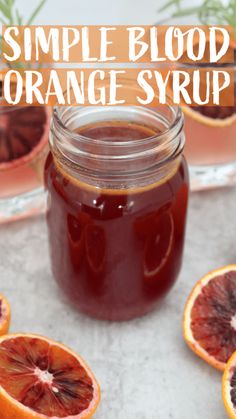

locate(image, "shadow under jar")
[[45, 105, 189, 321]]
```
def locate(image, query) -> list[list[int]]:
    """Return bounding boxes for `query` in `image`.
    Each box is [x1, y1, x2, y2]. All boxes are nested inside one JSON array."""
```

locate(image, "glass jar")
[[182, 63, 236, 190], [45, 104, 189, 321], [0, 99, 51, 222], [156, 17, 236, 190]]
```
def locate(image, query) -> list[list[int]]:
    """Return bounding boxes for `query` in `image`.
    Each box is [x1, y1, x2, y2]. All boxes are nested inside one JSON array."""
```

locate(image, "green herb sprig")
[[158, 0, 236, 38], [0, 0, 46, 25], [0, 0, 46, 68]]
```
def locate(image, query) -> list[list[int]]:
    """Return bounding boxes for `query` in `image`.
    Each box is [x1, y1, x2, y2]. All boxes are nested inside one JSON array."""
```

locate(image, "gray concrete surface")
[[1, 186, 235, 419]]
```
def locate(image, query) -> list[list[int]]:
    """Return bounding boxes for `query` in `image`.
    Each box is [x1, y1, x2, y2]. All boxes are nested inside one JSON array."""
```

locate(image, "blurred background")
[[17, 0, 195, 24]]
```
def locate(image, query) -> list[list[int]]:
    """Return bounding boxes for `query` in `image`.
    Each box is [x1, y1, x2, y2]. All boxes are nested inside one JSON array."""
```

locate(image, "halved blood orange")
[[0, 294, 11, 336], [0, 334, 100, 419], [222, 351, 236, 418], [183, 265, 236, 371]]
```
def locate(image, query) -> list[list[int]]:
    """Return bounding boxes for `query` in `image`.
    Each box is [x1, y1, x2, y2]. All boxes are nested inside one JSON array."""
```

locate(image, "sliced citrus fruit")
[[183, 265, 236, 371], [0, 334, 100, 419], [143, 212, 174, 278], [223, 351, 236, 418], [0, 104, 48, 165], [182, 104, 236, 128], [0, 294, 11, 336], [182, 103, 236, 169], [169, 36, 236, 167], [0, 76, 51, 199]]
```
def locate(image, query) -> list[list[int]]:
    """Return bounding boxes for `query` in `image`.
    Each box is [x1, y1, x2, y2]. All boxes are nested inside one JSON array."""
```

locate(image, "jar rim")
[[53, 104, 184, 149], [50, 104, 185, 188]]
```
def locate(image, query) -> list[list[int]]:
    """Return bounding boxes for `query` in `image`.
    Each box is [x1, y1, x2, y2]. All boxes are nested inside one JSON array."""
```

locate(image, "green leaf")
[[15, 8, 22, 25], [3, 0, 14, 5], [26, 0, 47, 25], [158, 0, 180, 13], [0, 0, 47, 57], [0, 1, 11, 20], [172, 6, 203, 17], [158, 0, 236, 32]]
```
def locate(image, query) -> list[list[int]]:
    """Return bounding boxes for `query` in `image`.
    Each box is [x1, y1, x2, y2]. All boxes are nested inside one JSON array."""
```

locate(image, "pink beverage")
[[183, 68, 236, 190], [0, 92, 51, 222], [184, 106, 236, 166]]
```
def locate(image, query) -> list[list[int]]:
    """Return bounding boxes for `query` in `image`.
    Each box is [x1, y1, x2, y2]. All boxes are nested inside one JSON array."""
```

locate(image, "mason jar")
[[45, 104, 189, 321]]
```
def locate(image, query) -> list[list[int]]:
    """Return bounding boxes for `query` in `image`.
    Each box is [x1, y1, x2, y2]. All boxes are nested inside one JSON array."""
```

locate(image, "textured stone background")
[[1, 186, 235, 419]]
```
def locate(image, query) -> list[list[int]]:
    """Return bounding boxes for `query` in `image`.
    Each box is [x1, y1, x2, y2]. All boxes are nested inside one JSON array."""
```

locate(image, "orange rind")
[[0, 294, 11, 336], [0, 333, 100, 419], [183, 265, 236, 371]]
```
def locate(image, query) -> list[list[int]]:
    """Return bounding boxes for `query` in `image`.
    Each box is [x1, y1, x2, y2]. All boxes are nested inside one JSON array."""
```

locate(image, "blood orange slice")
[[183, 265, 236, 371], [0, 294, 10, 336], [182, 104, 236, 128], [0, 334, 100, 419], [222, 351, 236, 418], [0, 105, 48, 165]]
